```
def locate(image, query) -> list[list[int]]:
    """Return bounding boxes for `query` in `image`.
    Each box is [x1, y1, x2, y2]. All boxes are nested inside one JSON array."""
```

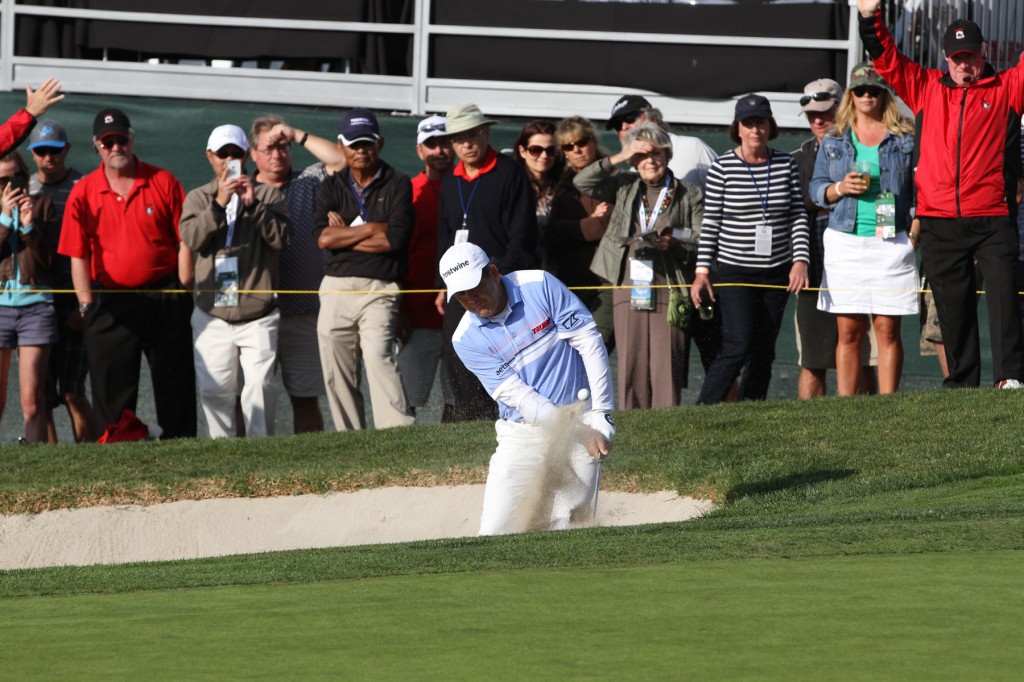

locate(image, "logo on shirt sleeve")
[[561, 313, 580, 330]]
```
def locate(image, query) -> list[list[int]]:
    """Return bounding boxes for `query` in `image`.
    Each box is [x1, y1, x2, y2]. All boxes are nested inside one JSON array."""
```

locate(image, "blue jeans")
[[697, 264, 790, 405]]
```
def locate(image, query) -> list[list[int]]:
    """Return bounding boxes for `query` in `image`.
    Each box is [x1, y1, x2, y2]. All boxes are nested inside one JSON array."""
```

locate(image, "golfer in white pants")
[[440, 242, 615, 535]]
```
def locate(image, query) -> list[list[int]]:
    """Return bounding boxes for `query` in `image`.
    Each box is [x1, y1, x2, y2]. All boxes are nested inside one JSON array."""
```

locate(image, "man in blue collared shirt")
[[440, 241, 615, 535]]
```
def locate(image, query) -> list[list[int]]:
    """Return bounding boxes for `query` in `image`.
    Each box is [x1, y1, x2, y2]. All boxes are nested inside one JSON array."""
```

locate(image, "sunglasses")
[[560, 137, 593, 152], [98, 135, 131, 150], [614, 113, 641, 131], [418, 122, 446, 135], [214, 147, 247, 159], [525, 145, 557, 159], [851, 86, 883, 98], [420, 137, 448, 150], [799, 91, 837, 107], [32, 146, 65, 157]]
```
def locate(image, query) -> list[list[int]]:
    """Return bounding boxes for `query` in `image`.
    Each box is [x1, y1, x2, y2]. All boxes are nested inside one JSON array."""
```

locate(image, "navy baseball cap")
[[734, 94, 773, 122], [337, 108, 381, 146], [28, 119, 68, 150]]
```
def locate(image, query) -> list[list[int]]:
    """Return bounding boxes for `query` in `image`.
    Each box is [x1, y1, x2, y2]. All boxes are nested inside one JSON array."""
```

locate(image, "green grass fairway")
[[3, 552, 1021, 681], [3, 390, 1024, 678]]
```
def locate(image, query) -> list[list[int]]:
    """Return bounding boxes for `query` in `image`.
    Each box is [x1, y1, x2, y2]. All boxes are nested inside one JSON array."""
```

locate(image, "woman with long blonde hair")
[[810, 62, 917, 396]]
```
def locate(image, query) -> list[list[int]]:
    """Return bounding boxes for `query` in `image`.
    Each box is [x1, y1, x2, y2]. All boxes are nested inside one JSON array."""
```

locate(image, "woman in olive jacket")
[[575, 121, 704, 410]]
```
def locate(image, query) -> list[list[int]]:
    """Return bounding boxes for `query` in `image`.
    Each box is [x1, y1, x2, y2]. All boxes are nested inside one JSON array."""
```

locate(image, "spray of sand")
[[520, 398, 595, 532]]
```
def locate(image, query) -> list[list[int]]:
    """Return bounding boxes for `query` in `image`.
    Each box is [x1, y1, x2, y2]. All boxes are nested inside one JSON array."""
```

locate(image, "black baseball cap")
[[93, 108, 131, 139], [606, 95, 651, 130], [943, 19, 984, 57]]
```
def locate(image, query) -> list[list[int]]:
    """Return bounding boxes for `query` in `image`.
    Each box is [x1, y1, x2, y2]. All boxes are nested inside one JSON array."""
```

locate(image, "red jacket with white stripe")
[[860, 10, 1024, 219]]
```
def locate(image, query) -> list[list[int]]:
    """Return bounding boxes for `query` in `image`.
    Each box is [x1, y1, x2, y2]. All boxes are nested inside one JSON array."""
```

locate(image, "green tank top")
[[852, 136, 881, 238]]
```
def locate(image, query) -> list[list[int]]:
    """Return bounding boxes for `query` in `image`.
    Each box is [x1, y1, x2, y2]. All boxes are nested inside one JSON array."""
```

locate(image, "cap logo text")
[[443, 259, 471, 278]]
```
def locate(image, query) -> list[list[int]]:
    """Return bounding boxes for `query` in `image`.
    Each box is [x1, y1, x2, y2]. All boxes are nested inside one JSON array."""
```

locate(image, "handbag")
[[662, 252, 691, 331]]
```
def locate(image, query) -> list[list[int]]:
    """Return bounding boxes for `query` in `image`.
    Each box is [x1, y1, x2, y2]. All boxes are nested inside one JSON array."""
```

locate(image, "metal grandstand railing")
[[883, 0, 1024, 71], [3, 1, 1019, 128]]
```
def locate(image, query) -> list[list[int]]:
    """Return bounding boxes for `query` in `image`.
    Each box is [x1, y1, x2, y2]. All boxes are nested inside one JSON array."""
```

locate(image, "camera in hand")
[[698, 290, 714, 320]]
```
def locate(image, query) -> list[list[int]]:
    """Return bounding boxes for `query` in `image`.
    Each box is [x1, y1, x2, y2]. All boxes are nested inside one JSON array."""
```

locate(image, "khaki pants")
[[317, 276, 413, 430]]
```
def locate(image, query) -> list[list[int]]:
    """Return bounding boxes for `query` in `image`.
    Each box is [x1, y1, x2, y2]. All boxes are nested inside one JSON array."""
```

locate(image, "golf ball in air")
[[577, 388, 590, 401]]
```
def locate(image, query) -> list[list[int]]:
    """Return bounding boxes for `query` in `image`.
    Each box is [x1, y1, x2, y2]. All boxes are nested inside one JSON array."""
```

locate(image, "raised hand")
[[857, 0, 881, 18], [24, 78, 64, 118]]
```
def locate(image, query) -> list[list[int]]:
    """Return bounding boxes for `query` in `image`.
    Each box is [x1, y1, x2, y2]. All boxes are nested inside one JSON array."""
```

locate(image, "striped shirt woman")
[[690, 94, 809, 405]]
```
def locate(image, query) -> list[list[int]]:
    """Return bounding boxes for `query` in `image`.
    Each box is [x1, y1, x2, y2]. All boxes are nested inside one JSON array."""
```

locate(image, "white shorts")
[[478, 419, 599, 536], [818, 229, 920, 316]]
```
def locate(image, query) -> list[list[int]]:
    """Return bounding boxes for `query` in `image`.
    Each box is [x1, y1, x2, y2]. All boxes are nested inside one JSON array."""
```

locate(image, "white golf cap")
[[207, 124, 249, 152], [439, 242, 490, 301], [416, 115, 447, 145]]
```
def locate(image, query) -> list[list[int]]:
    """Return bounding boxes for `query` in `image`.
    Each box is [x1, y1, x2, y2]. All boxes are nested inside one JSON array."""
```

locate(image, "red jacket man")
[[858, 0, 1024, 389]]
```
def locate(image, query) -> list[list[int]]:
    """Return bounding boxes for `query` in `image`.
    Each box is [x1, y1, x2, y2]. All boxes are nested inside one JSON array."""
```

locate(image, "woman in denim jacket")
[[810, 63, 918, 396]]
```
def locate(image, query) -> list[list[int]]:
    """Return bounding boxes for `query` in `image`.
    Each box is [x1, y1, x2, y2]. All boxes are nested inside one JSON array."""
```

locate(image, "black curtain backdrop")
[[15, 0, 849, 95], [430, 0, 850, 98], [15, 0, 415, 74]]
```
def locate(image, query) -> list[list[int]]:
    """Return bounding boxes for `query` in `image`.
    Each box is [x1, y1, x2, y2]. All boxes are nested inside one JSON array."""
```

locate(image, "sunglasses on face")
[[560, 137, 593, 152], [851, 86, 883, 98], [799, 91, 837, 107], [32, 146, 65, 157], [614, 113, 641, 132], [98, 135, 130, 150], [525, 145, 557, 159], [421, 137, 448, 150], [214, 147, 247, 159], [0, 174, 26, 190]]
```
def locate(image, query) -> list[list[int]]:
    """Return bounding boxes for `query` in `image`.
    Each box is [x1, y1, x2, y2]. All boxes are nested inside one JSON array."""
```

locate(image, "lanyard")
[[347, 173, 370, 222], [637, 173, 672, 234], [738, 149, 772, 223], [457, 176, 481, 229]]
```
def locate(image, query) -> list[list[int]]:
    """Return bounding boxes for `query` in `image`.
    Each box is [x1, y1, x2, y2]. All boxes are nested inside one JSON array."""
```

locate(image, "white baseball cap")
[[416, 115, 447, 145], [439, 242, 490, 300], [207, 124, 249, 152]]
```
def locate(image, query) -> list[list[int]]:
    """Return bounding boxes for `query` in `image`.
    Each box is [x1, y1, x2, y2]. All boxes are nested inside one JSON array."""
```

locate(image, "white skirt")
[[817, 229, 920, 316]]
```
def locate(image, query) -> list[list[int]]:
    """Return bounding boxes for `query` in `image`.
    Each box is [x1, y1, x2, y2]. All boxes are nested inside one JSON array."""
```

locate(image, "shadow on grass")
[[726, 468, 859, 502]]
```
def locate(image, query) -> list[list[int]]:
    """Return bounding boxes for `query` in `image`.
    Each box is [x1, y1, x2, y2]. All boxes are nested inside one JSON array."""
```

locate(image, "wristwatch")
[[78, 302, 94, 316], [907, 232, 921, 245]]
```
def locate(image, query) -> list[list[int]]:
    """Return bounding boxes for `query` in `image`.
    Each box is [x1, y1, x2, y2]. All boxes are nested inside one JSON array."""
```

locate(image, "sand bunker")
[[0, 486, 712, 570]]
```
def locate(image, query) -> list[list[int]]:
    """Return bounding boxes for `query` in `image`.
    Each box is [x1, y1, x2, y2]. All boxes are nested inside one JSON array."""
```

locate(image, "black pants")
[[441, 297, 498, 423], [920, 216, 1023, 387], [697, 265, 789, 405], [85, 285, 197, 438]]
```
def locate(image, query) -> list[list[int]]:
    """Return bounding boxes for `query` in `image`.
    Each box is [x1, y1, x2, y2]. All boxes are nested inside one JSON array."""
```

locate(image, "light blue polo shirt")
[[453, 270, 595, 423]]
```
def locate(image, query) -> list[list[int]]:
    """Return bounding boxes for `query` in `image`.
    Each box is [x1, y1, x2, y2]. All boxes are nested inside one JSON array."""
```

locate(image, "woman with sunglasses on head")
[[0, 150, 59, 443], [690, 95, 810, 405], [545, 116, 614, 347], [810, 63, 917, 396], [577, 121, 704, 410], [512, 121, 565, 261]]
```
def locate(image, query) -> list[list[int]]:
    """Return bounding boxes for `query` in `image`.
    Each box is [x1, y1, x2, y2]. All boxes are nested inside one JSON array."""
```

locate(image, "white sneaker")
[[996, 379, 1023, 389]]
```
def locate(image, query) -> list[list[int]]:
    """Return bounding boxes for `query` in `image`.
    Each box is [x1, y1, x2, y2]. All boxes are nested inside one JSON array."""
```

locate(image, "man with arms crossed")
[[858, 0, 1024, 388], [440, 242, 615, 535]]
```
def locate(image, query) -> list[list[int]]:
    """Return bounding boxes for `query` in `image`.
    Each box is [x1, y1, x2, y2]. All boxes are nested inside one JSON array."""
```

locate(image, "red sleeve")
[[0, 109, 35, 157], [869, 12, 931, 114]]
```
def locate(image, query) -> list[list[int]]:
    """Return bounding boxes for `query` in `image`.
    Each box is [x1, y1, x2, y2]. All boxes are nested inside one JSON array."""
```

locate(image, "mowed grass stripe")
[[3, 552, 1022, 681], [3, 511, 1023, 598]]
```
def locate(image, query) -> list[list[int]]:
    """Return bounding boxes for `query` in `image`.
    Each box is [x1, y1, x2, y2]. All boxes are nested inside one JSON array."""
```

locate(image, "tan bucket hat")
[[444, 104, 498, 136]]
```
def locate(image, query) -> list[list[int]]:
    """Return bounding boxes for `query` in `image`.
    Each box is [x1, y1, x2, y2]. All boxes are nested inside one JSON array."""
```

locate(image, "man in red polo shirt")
[[58, 108, 197, 438]]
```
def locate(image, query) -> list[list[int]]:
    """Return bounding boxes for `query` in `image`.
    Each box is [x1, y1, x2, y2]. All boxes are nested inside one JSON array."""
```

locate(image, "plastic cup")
[[854, 160, 872, 189]]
